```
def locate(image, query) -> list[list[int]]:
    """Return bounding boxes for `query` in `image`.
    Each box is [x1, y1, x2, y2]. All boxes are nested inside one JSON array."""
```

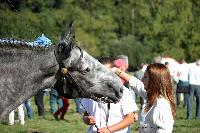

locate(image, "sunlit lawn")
[[0, 95, 200, 133]]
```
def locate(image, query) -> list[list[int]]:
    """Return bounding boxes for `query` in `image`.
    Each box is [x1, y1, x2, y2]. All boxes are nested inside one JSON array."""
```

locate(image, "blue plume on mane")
[[33, 34, 52, 47], [0, 34, 52, 48]]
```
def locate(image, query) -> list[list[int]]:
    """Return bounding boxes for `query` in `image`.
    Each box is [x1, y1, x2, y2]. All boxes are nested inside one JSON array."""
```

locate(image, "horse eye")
[[83, 67, 90, 73], [84, 68, 90, 72], [82, 68, 90, 74]]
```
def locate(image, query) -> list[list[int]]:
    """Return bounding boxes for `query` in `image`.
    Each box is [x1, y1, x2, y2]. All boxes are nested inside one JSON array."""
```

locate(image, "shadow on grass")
[[19, 129, 43, 133]]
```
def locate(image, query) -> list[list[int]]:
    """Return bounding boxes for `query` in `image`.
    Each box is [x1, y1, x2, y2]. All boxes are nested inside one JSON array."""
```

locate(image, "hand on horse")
[[111, 67, 121, 74]]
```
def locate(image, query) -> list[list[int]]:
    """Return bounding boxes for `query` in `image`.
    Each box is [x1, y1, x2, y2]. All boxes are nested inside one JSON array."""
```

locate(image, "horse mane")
[[0, 38, 51, 49]]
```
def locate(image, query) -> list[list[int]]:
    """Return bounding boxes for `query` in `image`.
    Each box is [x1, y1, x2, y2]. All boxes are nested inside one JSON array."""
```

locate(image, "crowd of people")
[[7, 88, 82, 126], [175, 59, 200, 120], [6, 55, 200, 133]]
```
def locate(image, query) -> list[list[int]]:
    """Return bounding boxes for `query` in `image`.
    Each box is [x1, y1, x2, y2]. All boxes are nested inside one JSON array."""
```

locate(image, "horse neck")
[[34, 45, 58, 68], [0, 45, 57, 68]]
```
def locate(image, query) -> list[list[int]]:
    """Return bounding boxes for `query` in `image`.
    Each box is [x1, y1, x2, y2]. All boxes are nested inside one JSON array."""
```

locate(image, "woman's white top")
[[129, 76, 174, 133], [81, 86, 138, 133]]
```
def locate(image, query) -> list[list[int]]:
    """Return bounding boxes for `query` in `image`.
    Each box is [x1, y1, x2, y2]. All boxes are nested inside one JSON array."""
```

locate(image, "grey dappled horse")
[[0, 23, 123, 122]]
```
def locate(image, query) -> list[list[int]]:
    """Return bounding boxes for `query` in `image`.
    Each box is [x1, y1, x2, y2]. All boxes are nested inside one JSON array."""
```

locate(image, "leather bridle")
[[55, 45, 113, 131], [55, 46, 104, 101]]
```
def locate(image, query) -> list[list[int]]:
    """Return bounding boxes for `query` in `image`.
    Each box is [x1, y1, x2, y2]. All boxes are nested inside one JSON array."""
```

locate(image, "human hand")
[[111, 67, 120, 73], [98, 127, 111, 133], [83, 115, 96, 125], [134, 112, 138, 121]]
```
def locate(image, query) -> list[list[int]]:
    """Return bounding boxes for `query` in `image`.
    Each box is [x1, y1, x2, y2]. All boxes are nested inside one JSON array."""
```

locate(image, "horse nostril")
[[108, 84, 113, 88], [120, 87, 124, 93], [119, 87, 124, 98]]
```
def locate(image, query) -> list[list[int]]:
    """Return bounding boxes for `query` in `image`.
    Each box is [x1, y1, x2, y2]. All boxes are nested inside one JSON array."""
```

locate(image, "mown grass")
[[0, 95, 200, 133]]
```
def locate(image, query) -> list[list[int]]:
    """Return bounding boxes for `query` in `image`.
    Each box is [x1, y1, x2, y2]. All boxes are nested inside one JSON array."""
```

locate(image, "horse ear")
[[56, 22, 74, 59], [62, 22, 75, 47]]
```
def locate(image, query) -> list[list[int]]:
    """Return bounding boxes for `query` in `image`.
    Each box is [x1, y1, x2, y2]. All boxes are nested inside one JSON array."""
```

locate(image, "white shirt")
[[178, 63, 190, 82], [188, 65, 200, 85], [129, 76, 174, 133], [81, 87, 138, 133]]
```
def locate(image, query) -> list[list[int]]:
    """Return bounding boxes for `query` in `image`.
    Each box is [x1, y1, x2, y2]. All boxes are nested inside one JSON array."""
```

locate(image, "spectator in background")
[[188, 59, 200, 120], [8, 104, 25, 125], [134, 63, 147, 81], [116, 55, 129, 66], [165, 61, 179, 110], [24, 99, 33, 119], [75, 98, 84, 114], [164, 61, 181, 106], [176, 59, 190, 110], [34, 89, 45, 119], [53, 97, 70, 120], [152, 56, 162, 63], [51, 77, 70, 120], [49, 87, 63, 114]]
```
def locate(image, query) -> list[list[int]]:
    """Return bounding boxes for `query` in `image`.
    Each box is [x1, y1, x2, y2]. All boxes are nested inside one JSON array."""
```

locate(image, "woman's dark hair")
[[98, 56, 114, 67]]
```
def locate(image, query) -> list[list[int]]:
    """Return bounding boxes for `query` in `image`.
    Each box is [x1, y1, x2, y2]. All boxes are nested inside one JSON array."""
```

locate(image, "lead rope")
[[106, 103, 111, 133], [98, 101, 111, 133], [106, 103, 110, 126]]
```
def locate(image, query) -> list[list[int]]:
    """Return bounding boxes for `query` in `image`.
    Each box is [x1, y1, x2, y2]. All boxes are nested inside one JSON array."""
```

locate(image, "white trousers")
[[8, 104, 25, 125]]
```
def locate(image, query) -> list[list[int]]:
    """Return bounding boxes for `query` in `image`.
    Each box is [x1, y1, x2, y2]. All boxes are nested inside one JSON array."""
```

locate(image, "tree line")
[[0, 0, 200, 69]]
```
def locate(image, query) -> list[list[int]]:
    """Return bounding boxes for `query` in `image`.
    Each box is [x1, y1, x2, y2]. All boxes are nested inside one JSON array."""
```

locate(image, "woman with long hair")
[[113, 63, 176, 133]]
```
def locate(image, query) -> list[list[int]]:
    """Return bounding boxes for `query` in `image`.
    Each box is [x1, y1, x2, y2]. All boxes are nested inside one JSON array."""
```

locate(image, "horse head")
[[54, 23, 123, 103]]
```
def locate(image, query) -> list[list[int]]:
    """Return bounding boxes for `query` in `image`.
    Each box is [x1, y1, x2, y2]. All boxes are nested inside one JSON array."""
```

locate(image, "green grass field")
[[0, 95, 200, 133]]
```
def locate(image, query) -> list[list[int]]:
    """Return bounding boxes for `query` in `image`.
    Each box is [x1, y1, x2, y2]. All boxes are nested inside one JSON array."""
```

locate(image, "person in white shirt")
[[81, 57, 138, 133], [113, 63, 176, 133], [176, 59, 190, 115], [188, 59, 200, 119]]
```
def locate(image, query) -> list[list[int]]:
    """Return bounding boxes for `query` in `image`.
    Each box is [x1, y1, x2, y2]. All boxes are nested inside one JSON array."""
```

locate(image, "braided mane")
[[0, 38, 51, 49]]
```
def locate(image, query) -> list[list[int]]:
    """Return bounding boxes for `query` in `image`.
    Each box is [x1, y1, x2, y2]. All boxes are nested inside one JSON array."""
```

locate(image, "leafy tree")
[[1, 0, 200, 68], [132, 0, 192, 60], [109, 35, 153, 68]]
